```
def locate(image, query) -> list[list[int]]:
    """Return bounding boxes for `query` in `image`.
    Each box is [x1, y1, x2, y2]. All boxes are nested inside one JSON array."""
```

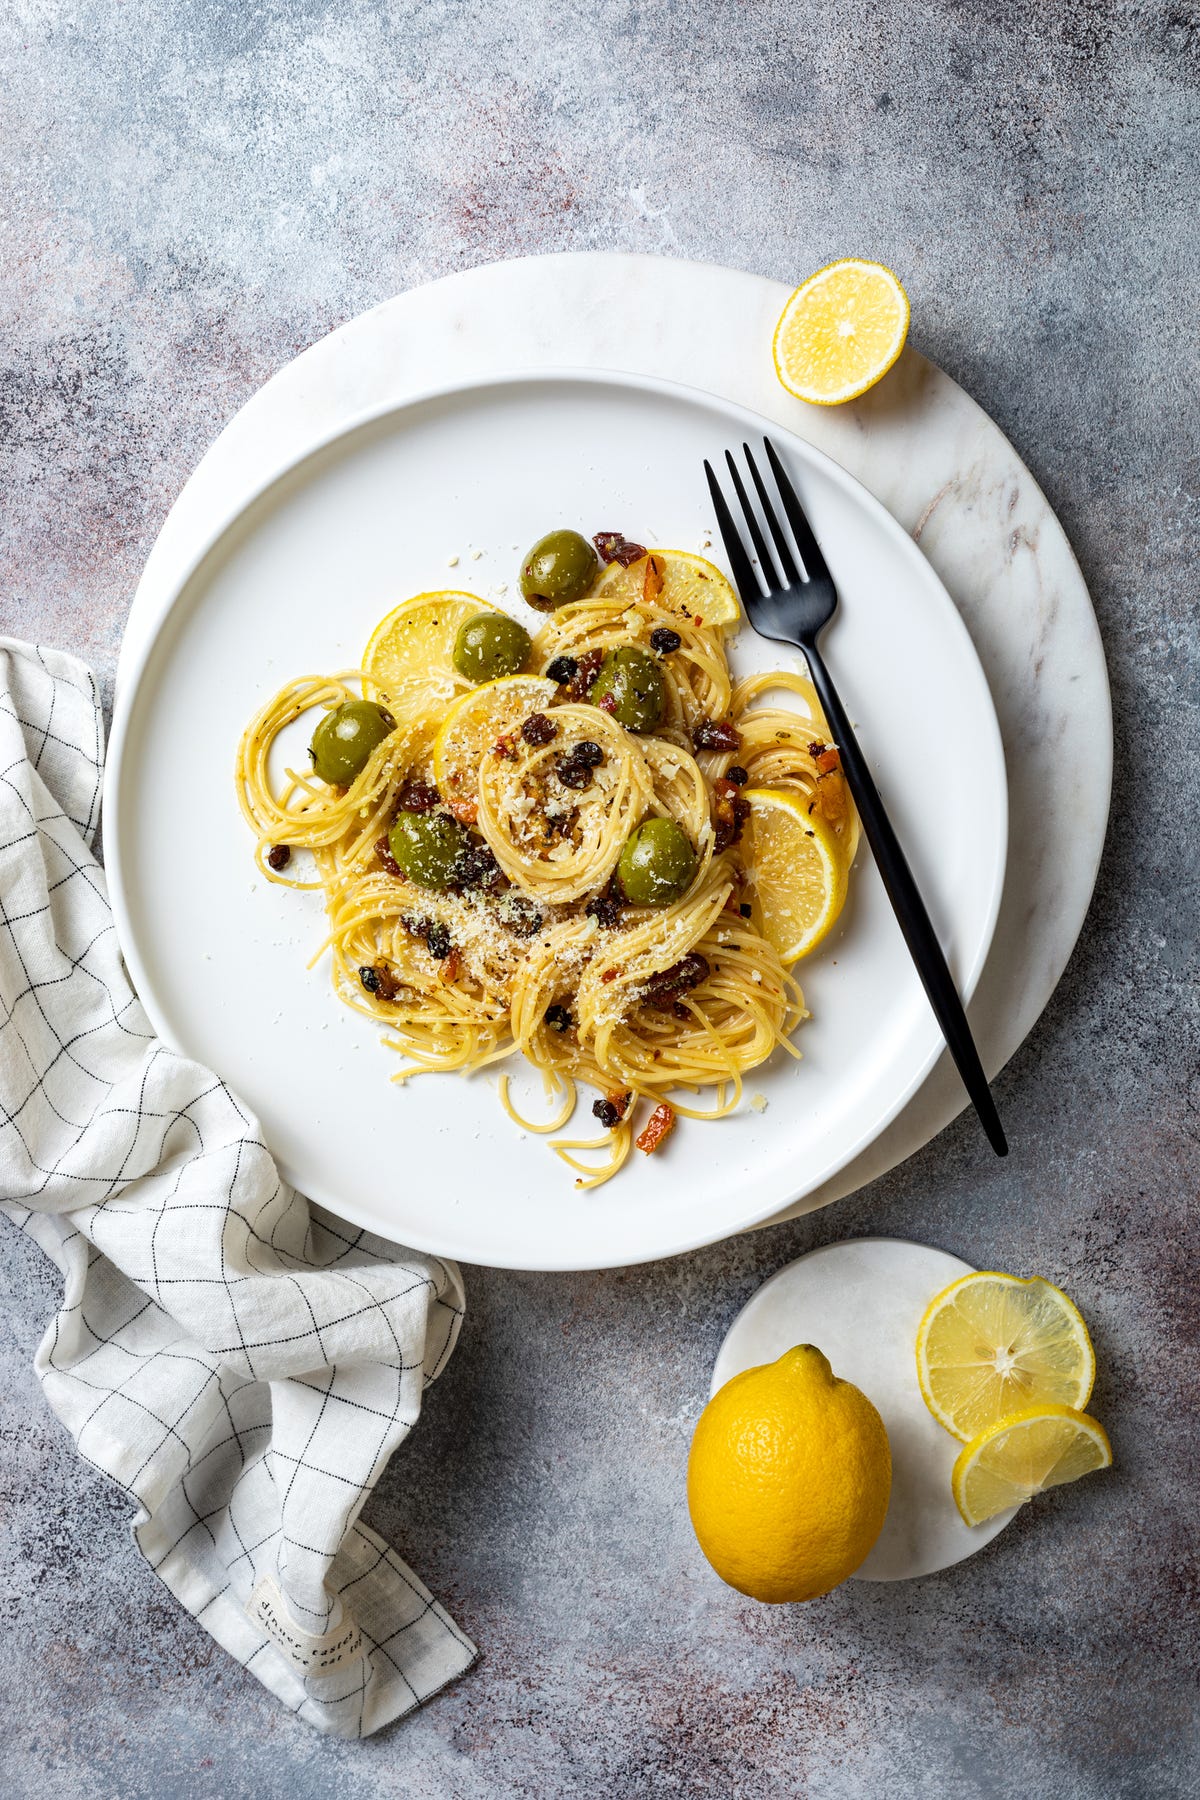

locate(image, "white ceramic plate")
[[105, 371, 1006, 1271]]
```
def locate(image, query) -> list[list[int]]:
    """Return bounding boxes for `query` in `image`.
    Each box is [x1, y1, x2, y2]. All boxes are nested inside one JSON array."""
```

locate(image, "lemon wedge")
[[952, 1405, 1112, 1527], [740, 788, 847, 963], [595, 549, 740, 629], [432, 674, 559, 812], [773, 259, 910, 406], [361, 591, 492, 727], [916, 1272, 1096, 1443]]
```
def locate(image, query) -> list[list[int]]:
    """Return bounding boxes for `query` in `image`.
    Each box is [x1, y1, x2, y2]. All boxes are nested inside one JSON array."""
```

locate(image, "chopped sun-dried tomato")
[[375, 835, 404, 878], [642, 554, 665, 605], [636, 1102, 676, 1154], [593, 531, 647, 567]]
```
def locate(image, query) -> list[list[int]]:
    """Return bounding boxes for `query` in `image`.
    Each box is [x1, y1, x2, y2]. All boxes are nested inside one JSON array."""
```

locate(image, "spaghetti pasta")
[[235, 545, 856, 1187]]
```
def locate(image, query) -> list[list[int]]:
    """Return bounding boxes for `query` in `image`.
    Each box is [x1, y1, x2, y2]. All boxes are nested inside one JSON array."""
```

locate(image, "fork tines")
[[704, 438, 830, 597]]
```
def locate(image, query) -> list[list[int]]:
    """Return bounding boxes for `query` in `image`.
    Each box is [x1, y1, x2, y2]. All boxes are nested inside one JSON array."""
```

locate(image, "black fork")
[[705, 439, 1007, 1157]]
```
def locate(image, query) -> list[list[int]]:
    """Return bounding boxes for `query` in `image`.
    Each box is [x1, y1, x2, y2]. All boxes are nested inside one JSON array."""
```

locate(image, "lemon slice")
[[595, 549, 740, 629], [432, 674, 559, 812], [361, 591, 493, 726], [952, 1405, 1112, 1527], [773, 259, 910, 406], [916, 1272, 1096, 1443], [740, 788, 847, 963]]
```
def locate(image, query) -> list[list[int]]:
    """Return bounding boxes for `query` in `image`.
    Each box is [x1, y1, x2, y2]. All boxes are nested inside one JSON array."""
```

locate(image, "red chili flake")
[[636, 1101, 676, 1154], [375, 836, 404, 879], [593, 531, 647, 567], [596, 692, 617, 715], [600, 968, 619, 984], [694, 719, 741, 753], [446, 796, 479, 826], [266, 844, 291, 871], [814, 745, 842, 775], [492, 733, 518, 760]]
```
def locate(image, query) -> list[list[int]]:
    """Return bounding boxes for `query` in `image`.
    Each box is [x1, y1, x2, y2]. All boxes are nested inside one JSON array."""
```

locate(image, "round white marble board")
[[710, 1238, 1017, 1580], [113, 251, 1111, 1237]]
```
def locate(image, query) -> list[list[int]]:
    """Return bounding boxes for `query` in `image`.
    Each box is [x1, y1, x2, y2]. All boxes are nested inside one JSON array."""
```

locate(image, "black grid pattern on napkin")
[[0, 639, 476, 1737]]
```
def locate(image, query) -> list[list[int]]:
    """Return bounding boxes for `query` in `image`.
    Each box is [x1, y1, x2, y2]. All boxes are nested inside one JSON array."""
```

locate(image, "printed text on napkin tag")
[[247, 1577, 364, 1675]]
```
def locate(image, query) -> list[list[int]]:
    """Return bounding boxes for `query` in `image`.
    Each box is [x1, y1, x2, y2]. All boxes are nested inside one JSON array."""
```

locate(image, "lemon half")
[[740, 788, 847, 963], [952, 1405, 1112, 1527], [773, 259, 910, 406], [916, 1272, 1097, 1444]]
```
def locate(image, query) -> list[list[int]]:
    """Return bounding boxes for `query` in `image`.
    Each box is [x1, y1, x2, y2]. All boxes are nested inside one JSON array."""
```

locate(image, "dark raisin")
[[726, 765, 749, 786], [425, 923, 452, 960], [585, 895, 623, 929], [555, 756, 593, 789], [266, 844, 291, 871], [739, 902, 753, 918], [545, 1003, 574, 1032], [693, 720, 741, 752], [592, 532, 647, 567], [649, 627, 682, 656], [574, 740, 603, 767], [397, 778, 439, 812], [521, 712, 557, 746], [545, 655, 578, 686], [592, 1093, 630, 1128], [359, 965, 381, 994], [456, 842, 505, 893]]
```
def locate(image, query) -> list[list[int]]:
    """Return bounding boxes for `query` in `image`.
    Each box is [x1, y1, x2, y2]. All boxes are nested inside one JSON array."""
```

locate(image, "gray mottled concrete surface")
[[2, 2, 1198, 1795]]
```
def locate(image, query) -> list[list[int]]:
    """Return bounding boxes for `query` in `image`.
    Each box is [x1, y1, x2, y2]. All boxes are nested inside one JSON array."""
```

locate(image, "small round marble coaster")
[[710, 1238, 1016, 1581]]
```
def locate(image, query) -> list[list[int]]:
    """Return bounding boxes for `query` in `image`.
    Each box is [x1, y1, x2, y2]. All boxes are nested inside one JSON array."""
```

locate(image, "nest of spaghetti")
[[235, 555, 856, 1188]]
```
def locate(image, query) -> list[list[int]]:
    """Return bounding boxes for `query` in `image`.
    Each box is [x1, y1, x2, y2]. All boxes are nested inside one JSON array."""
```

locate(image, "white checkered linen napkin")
[[0, 638, 477, 1736]]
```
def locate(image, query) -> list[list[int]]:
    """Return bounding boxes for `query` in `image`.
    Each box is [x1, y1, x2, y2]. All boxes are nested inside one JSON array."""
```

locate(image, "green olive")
[[589, 646, 664, 733], [452, 611, 532, 684], [519, 529, 598, 612], [388, 810, 470, 890], [617, 817, 697, 907], [310, 700, 395, 787]]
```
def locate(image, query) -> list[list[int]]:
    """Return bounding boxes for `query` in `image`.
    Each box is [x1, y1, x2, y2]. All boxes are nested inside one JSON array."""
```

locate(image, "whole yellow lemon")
[[687, 1344, 892, 1603]]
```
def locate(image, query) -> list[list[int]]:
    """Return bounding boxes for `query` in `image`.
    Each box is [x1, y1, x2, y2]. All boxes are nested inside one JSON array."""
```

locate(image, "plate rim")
[[104, 365, 1008, 1270]]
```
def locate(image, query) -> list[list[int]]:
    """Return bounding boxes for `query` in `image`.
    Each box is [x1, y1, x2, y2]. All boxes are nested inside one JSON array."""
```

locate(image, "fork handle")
[[801, 638, 1008, 1156]]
